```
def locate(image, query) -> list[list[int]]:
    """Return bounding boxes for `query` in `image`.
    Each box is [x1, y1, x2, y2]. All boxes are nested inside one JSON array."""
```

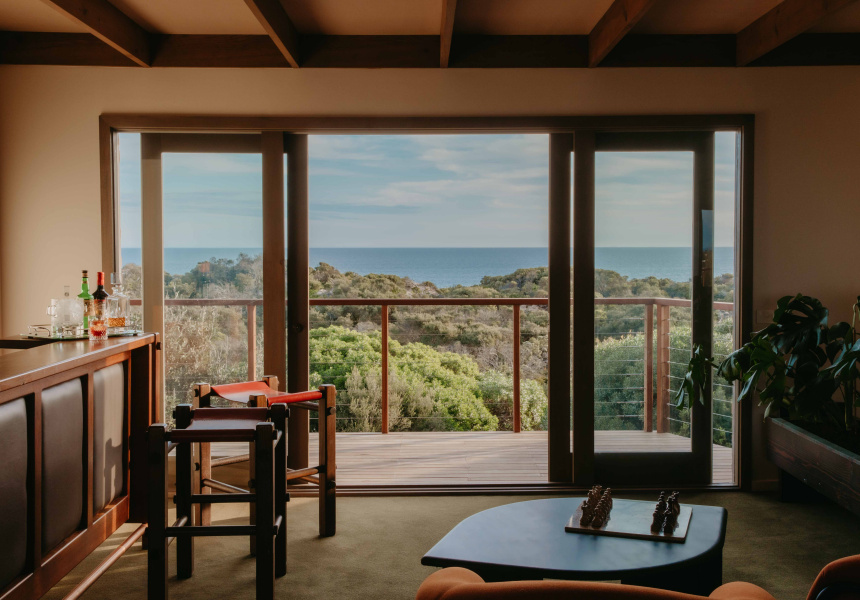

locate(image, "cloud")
[[163, 154, 261, 175], [164, 191, 263, 219], [310, 136, 388, 162], [116, 131, 740, 249]]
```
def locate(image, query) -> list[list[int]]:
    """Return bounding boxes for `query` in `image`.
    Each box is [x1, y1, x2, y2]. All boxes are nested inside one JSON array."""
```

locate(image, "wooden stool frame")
[[147, 403, 288, 600], [192, 378, 336, 539]]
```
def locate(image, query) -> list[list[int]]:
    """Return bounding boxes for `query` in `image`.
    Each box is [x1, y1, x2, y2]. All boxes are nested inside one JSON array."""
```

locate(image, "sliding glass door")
[[571, 131, 719, 486], [107, 117, 749, 489]]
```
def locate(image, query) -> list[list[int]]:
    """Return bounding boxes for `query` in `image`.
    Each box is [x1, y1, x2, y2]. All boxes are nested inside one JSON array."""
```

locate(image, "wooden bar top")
[[0, 334, 157, 394]]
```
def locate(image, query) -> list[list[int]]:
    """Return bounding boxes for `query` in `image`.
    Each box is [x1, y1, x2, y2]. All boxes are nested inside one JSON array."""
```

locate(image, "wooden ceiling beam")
[[440, 0, 457, 68], [39, 0, 151, 66], [242, 0, 300, 67], [588, 0, 657, 68], [4, 32, 860, 69], [737, 0, 859, 66]]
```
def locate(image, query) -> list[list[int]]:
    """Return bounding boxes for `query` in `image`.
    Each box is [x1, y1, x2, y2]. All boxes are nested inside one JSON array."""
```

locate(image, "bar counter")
[[0, 334, 159, 600]]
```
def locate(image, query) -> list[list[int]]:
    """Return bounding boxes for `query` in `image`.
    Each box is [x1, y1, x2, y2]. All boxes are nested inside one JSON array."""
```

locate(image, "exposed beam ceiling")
[[588, 0, 657, 67], [242, 0, 300, 67], [736, 0, 859, 66], [440, 0, 457, 68], [2, 31, 860, 69], [39, 0, 151, 66]]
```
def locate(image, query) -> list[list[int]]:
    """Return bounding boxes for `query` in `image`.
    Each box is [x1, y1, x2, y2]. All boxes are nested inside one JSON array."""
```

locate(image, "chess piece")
[[667, 492, 681, 516], [579, 499, 594, 526], [655, 491, 667, 514], [650, 510, 662, 532], [662, 507, 678, 533], [591, 506, 606, 528], [602, 489, 613, 510]]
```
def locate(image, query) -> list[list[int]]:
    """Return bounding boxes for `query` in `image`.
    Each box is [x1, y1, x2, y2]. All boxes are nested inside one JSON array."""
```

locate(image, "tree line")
[[122, 254, 734, 446]]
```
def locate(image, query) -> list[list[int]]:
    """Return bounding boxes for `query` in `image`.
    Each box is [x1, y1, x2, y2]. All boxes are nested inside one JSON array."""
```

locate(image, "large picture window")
[[104, 116, 753, 491]]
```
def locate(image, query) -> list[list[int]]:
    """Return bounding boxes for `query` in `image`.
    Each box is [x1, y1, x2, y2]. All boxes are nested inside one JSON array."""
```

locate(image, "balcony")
[[141, 296, 736, 486]]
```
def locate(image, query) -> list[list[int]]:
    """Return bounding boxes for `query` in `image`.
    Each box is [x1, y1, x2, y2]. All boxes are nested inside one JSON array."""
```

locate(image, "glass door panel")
[[586, 131, 715, 485], [712, 131, 739, 485], [117, 133, 143, 331], [594, 150, 694, 451], [306, 133, 549, 485], [160, 150, 263, 423]]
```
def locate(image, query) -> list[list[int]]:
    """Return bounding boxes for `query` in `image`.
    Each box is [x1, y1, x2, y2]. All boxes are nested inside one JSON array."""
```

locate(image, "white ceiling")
[[109, 0, 266, 35], [282, 0, 443, 35], [1, 0, 859, 36], [633, 0, 784, 34], [809, 1, 860, 32], [454, 0, 615, 35], [0, 0, 86, 32]]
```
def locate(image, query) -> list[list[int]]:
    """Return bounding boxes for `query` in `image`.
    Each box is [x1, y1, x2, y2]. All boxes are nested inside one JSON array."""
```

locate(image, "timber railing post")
[[644, 302, 654, 432], [247, 304, 257, 381], [513, 304, 521, 433], [656, 303, 671, 434], [381, 304, 389, 434]]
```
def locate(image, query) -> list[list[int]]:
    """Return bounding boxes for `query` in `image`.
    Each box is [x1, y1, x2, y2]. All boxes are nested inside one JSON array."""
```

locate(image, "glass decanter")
[[107, 272, 130, 333]]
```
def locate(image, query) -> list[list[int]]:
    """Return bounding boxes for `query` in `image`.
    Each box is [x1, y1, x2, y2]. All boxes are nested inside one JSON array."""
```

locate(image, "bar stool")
[[192, 378, 336, 538], [147, 404, 287, 600]]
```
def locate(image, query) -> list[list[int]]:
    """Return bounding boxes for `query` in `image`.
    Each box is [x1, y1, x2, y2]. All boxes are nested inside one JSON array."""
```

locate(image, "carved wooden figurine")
[[651, 510, 663, 532], [579, 500, 594, 526], [580, 485, 613, 528], [655, 491, 667, 514]]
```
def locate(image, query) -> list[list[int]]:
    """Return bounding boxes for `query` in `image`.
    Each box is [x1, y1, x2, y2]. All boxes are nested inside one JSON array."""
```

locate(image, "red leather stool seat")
[[210, 382, 322, 406]]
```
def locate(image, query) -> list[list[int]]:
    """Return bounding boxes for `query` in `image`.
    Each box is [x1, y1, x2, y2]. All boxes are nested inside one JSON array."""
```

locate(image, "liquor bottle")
[[107, 272, 129, 332], [88, 272, 109, 341], [77, 270, 94, 331], [92, 271, 109, 319]]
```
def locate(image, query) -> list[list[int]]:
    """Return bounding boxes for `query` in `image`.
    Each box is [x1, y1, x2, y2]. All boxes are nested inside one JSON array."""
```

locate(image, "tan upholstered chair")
[[416, 555, 860, 600]]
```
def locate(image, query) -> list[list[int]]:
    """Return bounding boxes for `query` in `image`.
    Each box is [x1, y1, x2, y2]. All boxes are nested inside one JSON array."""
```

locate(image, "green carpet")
[[43, 492, 860, 600]]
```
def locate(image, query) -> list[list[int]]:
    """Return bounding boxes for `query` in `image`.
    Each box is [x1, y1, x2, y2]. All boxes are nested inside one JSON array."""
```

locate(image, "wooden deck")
[[214, 430, 733, 486]]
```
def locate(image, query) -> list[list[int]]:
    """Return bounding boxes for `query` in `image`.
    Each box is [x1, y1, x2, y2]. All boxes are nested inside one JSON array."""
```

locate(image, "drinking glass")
[[47, 300, 61, 335]]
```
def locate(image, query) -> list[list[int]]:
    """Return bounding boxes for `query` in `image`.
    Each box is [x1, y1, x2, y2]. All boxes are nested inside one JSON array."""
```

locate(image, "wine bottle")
[[92, 271, 109, 319], [77, 270, 94, 331]]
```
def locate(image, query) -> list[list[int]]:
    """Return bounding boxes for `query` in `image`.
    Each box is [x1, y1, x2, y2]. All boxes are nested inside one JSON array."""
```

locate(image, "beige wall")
[[2, 65, 859, 488]]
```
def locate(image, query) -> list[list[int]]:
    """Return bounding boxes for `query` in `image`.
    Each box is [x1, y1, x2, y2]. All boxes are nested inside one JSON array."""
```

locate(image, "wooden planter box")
[[766, 417, 860, 516]]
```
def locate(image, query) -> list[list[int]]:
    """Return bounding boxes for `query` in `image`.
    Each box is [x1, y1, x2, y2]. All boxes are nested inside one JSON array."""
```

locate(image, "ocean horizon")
[[120, 247, 734, 288]]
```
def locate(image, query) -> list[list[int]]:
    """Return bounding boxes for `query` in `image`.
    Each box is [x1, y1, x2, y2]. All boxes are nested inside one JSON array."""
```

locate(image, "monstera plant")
[[676, 294, 860, 443]]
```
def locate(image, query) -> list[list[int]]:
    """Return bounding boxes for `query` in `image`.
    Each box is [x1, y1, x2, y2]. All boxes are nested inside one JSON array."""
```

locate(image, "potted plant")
[[676, 294, 860, 512]]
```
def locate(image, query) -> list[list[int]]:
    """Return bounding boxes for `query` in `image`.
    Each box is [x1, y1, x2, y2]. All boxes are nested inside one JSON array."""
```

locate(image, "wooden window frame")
[[99, 113, 755, 492], [570, 131, 717, 486]]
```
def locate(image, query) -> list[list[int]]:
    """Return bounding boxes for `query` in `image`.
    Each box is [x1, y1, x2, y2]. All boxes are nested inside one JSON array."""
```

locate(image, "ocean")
[[120, 247, 734, 288]]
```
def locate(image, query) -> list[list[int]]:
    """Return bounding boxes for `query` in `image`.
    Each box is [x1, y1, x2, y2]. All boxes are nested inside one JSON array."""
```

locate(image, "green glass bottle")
[[78, 270, 94, 331]]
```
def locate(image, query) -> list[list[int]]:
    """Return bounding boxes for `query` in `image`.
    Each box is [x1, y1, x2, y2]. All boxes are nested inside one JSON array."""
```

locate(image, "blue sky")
[[118, 132, 736, 248]]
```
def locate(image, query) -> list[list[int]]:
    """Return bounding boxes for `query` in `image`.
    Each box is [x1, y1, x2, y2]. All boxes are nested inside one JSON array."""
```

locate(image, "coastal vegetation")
[[122, 253, 735, 446]]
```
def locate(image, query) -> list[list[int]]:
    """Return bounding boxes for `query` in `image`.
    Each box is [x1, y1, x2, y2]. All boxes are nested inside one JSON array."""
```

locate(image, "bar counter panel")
[[0, 334, 158, 600], [93, 364, 125, 514], [0, 398, 28, 590], [41, 379, 84, 554]]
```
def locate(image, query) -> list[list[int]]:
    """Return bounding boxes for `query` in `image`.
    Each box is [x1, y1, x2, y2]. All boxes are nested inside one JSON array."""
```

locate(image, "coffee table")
[[421, 498, 727, 596]]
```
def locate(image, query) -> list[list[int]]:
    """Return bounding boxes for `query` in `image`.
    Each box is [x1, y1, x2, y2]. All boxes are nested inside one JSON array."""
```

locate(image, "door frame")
[[100, 114, 755, 491], [570, 130, 717, 486]]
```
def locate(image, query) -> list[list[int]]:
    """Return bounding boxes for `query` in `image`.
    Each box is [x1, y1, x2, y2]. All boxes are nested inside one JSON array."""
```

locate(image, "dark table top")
[[421, 498, 727, 581]]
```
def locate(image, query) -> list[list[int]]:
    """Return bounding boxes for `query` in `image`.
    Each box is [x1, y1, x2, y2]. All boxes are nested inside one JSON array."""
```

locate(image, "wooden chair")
[[192, 377, 336, 538], [147, 404, 287, 600]]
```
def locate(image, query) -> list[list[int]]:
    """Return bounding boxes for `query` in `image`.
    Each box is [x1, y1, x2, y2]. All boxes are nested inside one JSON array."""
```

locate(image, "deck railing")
[[134, 297, 733, 435]]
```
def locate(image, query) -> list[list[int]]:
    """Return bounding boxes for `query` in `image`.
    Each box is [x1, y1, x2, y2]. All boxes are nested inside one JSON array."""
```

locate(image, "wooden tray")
[[23, 330, 144, 341], [565, 498, 692, 543]]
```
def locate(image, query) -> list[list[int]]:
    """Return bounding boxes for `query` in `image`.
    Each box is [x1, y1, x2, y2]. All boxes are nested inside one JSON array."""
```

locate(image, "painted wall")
[[2, 65, 859, 488]]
